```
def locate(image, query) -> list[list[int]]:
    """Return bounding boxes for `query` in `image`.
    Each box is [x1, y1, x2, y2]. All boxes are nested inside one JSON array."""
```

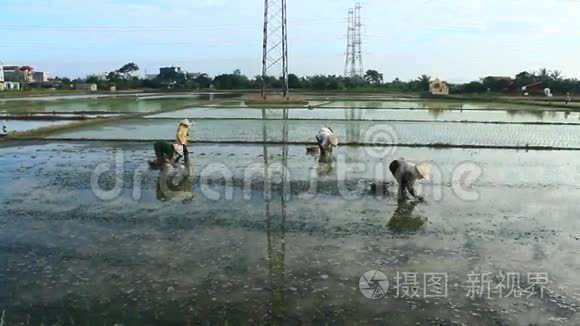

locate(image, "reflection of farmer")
[[315, 127, 338, 154], [389, 159, 430, 201], [387, 201, 427, 233], [176, 119, 192, 162], [156, 163, 194, 202], [317, 151, 336, 176]]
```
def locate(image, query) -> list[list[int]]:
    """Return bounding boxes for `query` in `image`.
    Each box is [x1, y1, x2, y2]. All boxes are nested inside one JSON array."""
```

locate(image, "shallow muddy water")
[[0, 96, 233, 114], [149, 107, 580, 124], [0, 141, 579, 324], [1, 119, 76, 133], [319, 100, 542, 110], [47, 118, 580, 149]]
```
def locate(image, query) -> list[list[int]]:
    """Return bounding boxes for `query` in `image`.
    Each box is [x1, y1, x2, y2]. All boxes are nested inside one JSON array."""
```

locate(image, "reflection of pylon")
[[344, 3, 364, 78], [261, 0, 289, 99]]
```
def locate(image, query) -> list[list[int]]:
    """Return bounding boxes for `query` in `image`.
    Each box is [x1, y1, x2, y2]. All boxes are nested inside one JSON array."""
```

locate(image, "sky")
[[1, 0, 580, 82]]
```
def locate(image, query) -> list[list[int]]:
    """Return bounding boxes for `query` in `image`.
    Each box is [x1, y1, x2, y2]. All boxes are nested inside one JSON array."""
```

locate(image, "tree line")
[[48, 63, 580, 95]]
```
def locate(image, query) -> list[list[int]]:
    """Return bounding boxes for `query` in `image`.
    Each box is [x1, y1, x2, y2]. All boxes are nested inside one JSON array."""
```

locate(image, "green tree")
[[118, 62, 140, 79], [417, 75, 432, 91], [536, 68, 551, 83], [193, 73, 212, 89], [288, 73, 302, 89], [107, 71, 121, 81], [364, 69, 383, 85], [213, 73, 250, 89], [550, 70, 562, 81]]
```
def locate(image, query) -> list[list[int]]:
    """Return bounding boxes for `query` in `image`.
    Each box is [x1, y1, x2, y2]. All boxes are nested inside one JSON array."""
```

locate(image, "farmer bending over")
[[315, 127, 338, 154], [389, 159, 430, 201]]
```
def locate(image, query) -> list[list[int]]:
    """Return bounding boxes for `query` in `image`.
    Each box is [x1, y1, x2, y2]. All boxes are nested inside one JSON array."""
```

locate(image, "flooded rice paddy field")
[[0, 142, 580, 324], [149, 107, 580, 124], [0, 98, 203, 114], [47, 118, 580, 149], [3, 96, 580, 324], [317, 100, 542, 110], [0, 92, 237, 103], [1, 120, 77, 133]]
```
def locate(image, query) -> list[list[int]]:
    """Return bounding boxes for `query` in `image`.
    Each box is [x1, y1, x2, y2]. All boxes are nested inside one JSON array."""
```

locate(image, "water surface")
[[48, 118, 580, 149], [0, 142, 578, 324]]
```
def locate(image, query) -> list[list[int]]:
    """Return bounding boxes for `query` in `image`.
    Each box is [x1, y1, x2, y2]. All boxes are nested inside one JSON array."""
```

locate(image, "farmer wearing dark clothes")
[[389, 159, 430, 200], [154, 140, 184, 166]]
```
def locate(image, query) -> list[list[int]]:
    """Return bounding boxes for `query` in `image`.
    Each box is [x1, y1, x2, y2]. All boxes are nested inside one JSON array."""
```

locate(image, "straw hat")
[[173, 144, 184, 157], [326, 127, 339, 146], [415, 163, 431, 181], [329, 134, 339, 146], [180, 119, 192, 127]]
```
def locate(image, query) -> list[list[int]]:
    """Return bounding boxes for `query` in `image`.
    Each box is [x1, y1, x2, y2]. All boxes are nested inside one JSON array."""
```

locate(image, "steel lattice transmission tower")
[[261, 0, 289, 99], [344, 3, 364, 78]]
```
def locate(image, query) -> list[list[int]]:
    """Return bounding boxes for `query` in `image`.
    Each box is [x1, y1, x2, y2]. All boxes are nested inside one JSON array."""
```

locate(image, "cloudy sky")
[[1, 0, 579, 82]]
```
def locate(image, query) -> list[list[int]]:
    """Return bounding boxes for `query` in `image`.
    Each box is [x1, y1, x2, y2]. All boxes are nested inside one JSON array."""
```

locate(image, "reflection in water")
[[156, 162, 194, 202], [263, 108, 289, 321], [428, 108, 445, 119], [317, 151, 336, 176], [345, 108, 363, 143], [387, 200, 427, 233]]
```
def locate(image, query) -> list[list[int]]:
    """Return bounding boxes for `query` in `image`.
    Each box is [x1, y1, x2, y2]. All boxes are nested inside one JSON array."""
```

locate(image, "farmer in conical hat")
[[389, 159, 430, 201], [315, 127, 339, 154], [176, 119, 192, 162]]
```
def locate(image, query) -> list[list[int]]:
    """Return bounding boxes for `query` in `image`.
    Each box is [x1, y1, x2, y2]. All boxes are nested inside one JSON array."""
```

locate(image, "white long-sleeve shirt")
[[316, 128, 335, 149], [389, 159, 422, 199]]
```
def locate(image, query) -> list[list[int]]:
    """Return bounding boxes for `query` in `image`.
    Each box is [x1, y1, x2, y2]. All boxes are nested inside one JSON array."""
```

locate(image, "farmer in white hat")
[[389, 159, 430, 201], [176, 119, 192, 162], [315, 127, 339, 154]]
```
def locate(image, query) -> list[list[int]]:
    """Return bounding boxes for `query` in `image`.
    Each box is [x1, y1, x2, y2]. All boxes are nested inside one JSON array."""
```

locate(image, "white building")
[[4, 82, 21, 90]]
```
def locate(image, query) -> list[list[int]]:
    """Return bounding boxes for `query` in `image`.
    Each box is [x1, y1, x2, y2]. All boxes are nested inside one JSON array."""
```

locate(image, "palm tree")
[[417, 74, 432, 91], [550, 70, 563, 81], [536, 68, 551, 82]]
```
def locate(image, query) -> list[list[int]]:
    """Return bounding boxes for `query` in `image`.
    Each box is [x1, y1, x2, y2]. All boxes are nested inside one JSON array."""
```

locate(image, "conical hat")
[[173, 144, 184, 157], [416, 163, 431, 181], [329, 134, 339, 146]]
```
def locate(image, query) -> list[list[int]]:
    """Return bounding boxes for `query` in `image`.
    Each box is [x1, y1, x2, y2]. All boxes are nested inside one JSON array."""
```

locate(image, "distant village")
[[0, 64, 193, 92], [0, 63, 574, 97]]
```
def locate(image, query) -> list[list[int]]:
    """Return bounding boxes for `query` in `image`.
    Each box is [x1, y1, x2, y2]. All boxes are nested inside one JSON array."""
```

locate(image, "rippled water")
[[148, 107, 580, 123], [0, 142, 579, 324], [4, 98, 580, 324], [2, 120, 75, 133], [319, 100, 542, 110], [47, 118, 580, 148], [0, 94, 238, 114]]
